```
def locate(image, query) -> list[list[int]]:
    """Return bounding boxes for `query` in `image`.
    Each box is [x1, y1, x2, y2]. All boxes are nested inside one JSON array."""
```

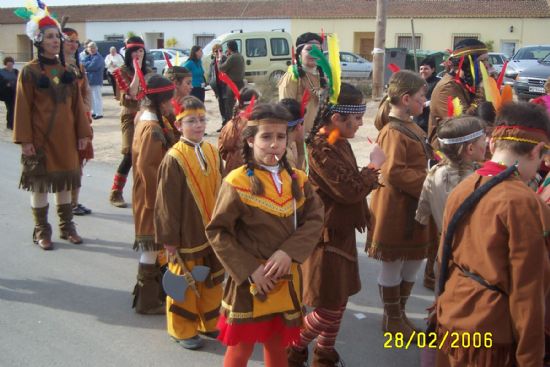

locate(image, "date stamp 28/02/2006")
[[383, 331, 493, 350]]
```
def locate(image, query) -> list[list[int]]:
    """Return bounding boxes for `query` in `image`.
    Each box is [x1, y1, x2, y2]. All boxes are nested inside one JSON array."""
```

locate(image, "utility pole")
[[411, 18, 418, 72], [372, 0, 388, 100]]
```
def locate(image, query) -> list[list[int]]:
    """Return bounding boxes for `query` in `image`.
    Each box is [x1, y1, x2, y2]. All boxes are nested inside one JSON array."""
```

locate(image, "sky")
[[0, 0, 185, 7]]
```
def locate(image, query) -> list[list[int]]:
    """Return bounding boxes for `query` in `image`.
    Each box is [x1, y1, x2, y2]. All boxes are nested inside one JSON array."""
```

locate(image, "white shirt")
[[104, 53, 124, 73], [260, 164, 283, 194]]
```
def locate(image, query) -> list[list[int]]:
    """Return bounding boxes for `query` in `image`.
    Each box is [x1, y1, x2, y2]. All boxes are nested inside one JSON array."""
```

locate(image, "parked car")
[[513, 53, 550, 101], [202, 30, 293, 83], [324, 51, 372, 78], [504, 45, 550, 84], [149, 48, 189, 74], [488, 52, 508, 75]]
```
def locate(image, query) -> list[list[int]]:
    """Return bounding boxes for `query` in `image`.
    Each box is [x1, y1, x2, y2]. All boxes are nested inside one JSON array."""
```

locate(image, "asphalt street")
[[0, 140, 430, 367]]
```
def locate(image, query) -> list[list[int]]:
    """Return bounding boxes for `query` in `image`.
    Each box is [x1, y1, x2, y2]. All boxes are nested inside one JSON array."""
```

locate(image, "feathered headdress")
[[308, 33, 341, 104], [15, 1, 61, 43]]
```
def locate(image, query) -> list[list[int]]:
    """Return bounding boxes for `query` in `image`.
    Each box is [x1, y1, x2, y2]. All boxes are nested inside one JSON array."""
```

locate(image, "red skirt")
[[217, 314, 300, 346]]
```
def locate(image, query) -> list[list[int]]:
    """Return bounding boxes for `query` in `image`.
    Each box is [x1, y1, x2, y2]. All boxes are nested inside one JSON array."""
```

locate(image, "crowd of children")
[[10, 7, 550, 365]]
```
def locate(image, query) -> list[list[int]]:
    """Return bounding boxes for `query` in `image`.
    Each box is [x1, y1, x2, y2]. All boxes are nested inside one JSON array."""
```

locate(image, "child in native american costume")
[[13, 2, 92, 250], [415, 116, 487, 292], [62, 27, 94, 217], [130, 75, 176, 315], [279, 98, 307, 169], [367, 70, 434, 338], [428, 39, 489, 149], [279, 32, 327, 171], [206, 102, 324, 367], [436, 102, 550, 367], [163, 62, 192, 142], [218, 86, 259, 176], [287, 81, 383, 367], [109, 37, 153, 208], [155, 96, 224, 350]]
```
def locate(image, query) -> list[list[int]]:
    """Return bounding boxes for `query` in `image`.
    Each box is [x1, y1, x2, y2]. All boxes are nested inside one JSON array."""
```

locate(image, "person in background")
[[208, 43, 227, 129], [82, 42, 104, 120], [218, 40, 245, 131], [414, 57, 440, 133], [182, 45, 206, 103], [79, 39, 92, 63], [0, 56, 19, 130], [104, 46, 124, 100]]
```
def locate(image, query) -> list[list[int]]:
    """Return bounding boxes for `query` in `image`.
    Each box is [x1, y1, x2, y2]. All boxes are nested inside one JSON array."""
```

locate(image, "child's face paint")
[[248, 123, 287, 166], [333, 113, 364, 139], [406, 86, 427, 117]]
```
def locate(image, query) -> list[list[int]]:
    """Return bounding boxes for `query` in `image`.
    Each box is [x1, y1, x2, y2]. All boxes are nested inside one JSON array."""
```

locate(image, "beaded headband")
[[176, 108, 206, 121], [329, 104, 366, 114], [438, 129, 485, 145], [491, 125, 550, 150]]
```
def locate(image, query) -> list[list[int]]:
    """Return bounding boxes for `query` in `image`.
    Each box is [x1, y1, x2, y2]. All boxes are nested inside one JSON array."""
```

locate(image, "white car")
[[324, 51, 372, 78], [149, 49, 189, 74], [488, 52, 508, 75]]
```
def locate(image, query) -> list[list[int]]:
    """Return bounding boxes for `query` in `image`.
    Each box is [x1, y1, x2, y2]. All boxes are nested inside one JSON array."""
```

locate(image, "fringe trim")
[[366, 241, 431, 262], [133, 235, 163, 252], [19, 169, 81, 193]]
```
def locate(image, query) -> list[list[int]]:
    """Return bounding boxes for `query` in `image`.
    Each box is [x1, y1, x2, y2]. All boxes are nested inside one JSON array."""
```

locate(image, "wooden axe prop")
[[162, 252, 210, 302]]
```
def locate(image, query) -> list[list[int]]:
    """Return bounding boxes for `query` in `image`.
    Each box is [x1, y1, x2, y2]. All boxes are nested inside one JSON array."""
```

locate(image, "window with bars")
[[397, 35, 422, 50]]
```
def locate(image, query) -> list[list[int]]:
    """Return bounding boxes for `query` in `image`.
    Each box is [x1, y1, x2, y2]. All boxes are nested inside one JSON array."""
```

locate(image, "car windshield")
[[514, 47, 550, 61]]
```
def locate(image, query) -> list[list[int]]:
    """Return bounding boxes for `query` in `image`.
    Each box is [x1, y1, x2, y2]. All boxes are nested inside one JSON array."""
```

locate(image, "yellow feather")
[[479, 61, 493, 102], [452, 97, 463, 117], [175, 51, 180, 66], [327, 34, 341, 105]]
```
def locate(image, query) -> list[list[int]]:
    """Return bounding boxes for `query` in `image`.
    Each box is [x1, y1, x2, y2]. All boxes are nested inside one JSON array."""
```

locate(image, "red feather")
[[218, 71, 241, 102], [447, 96, 454, 117], [496, 61, 508, 90], [163, 52, 173, 68], [239, 95, 256, 120], [133, 57, 147, 94], [300, 89, 310, 118], [291, 45, 296, 65], [387, 63, 400, 73], [455, 56, 464, 85], [171, 98, 182, 116], [320, 28, 325, 44]]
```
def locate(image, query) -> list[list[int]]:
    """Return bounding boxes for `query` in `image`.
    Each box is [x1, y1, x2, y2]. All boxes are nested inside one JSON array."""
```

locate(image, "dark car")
[[513, 53, 550, 101]]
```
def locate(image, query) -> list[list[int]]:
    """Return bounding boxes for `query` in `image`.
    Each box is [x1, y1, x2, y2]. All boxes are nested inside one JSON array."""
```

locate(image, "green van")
[[203, 30, 293, 83]]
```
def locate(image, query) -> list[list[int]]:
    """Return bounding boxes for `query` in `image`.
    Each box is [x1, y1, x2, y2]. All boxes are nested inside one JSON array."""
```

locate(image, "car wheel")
[[269, 70, 285, 84]]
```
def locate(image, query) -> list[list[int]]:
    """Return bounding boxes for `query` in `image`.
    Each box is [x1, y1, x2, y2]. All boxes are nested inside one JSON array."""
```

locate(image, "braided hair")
[[306, 83, 364, 144], [295, 32, 327, 89], [36, 27, 74, 88], [241, 103, 302, 200], [141, 74, 175, 130], [124, 36, 148, 75]]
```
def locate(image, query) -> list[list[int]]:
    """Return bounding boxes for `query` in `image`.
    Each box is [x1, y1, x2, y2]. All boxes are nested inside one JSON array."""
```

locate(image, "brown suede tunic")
[[13, 58, 92, 193], [303, 134, 379, 308], [205, 167, 324, 324], [436, 172, 550, 367], [132, 116, 169, 251], [367, 116, 431, 261]]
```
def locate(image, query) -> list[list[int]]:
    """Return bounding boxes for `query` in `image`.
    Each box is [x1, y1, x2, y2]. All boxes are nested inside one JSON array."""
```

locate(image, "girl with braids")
[[278, 98, 306, 169], [206, 103, 324, 367], [155, 96, 225, 350], [13, 5, 92, 250], [415, 116, 487, 291], [435, 102, 550, 367], [287, 83, 383, 367], [62, 27, 94, 217], [109, 37, 153, 208], [131, 74, 175, 315], [279, 32, 327, 170], [367, 70, 432, 339], [218, 86, 260, 176]]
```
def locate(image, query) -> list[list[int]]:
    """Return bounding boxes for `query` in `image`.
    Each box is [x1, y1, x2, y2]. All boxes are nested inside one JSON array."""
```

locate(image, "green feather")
[[309, 45, 333, 91], [14, 8, 33, 20]]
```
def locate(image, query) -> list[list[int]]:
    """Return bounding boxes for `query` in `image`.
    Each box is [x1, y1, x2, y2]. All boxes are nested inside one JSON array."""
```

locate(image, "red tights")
[[223, 334, 288, 367]]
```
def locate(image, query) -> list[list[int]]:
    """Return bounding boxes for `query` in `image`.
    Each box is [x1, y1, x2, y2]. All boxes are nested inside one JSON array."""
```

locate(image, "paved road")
[[0, 140, 430, 366]]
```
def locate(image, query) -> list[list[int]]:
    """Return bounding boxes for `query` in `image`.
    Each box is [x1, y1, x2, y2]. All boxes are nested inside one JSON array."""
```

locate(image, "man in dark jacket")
[[414, 57, 440, 133], [218, 40, 245, 129]]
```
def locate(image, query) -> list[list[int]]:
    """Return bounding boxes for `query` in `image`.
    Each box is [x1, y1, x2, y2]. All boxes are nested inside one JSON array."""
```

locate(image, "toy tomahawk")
[[162, 252, 210, 302]]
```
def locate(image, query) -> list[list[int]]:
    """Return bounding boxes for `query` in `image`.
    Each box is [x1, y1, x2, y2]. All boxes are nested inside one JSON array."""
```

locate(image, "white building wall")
[[85, 19, 291, 49]]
